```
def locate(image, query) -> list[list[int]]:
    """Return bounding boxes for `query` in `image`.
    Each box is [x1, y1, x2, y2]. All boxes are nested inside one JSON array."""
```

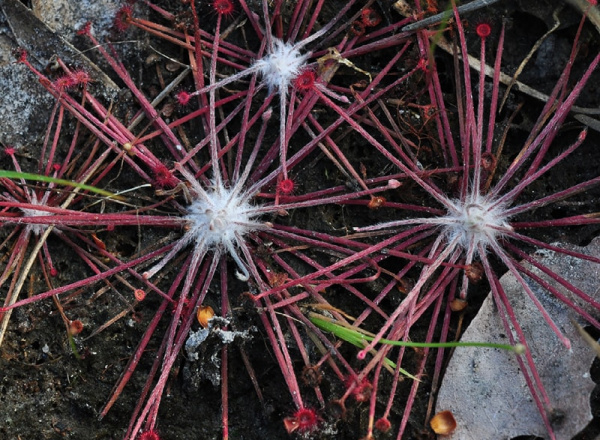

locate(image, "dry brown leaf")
[[436, 237, 600, 439]]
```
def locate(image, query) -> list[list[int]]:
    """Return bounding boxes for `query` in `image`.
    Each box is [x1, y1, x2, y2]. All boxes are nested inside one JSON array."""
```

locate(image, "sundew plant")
[[0, 1, 437, 439], [304, 4, 600, 439], [2, 0, 600, 439]]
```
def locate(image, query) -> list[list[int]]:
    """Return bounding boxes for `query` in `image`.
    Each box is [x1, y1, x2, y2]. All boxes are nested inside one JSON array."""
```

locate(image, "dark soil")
[[1, 1, 600, 439]]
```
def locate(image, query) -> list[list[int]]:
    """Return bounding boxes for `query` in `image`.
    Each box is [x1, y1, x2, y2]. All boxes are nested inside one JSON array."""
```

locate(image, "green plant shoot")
[[0, 170, 123, 200], [309, 313, 525, 359]]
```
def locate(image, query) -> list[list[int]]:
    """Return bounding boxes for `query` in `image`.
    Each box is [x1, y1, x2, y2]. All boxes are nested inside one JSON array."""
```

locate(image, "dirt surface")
[[1, 1, 600, 439]]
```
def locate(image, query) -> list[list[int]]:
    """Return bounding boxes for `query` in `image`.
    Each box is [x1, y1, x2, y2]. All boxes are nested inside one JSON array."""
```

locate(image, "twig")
[[401, 0, 502, 32]]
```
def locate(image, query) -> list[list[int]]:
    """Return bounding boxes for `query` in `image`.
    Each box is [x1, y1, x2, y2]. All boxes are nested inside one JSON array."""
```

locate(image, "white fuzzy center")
[[443, 195, 511, 253], [21, 204, 51, 235], [142, 182, 259, 281], [185, 186, 254, 249], [254, 38, 308, 92]]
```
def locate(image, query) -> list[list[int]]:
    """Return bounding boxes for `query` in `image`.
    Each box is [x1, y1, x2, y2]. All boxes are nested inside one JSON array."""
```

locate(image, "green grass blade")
[[0, 170, 123, 200], [309, 313, 524, 366], [309, 314, 419, 380]]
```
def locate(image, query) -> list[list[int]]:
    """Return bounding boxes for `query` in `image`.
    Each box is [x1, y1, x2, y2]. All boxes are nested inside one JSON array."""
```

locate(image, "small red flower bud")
[[361, 8, 382, 27], [134, 289, 146, 301], [375, 417, 392, 433], [91, 233, 107, 251], [53, 75, 76, 91], [176, 91, 191, 106], [283, 408, 319, 434], [387, 179, 401, 189], [139, 430, 160, 440], [350, 20, 366, 36], [262, 107, 273, 121], [417, 58, 429, 72], [476, 22, 492, 39], [70, 69, 91, 87], [278, 178, 295, 195], [16, 49, 28, 63], [213, 0, 235, 16], [353, 379, 372, 402], [77, 22, 93, 36], [345, 376, 373, 402], [294, 70, 316, 92], [68, 320, 84, 336], [152, 165, 178, 188], [114, 5, 134, 32]]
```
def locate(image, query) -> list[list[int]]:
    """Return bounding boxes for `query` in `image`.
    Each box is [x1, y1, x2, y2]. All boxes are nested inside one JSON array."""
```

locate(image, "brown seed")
[[91, 233, 106, 251], [397, 278, 412, 294], [197, 305, 215, 328], [122, 142, 136, 156], [430, 410, 457, 435], [368, 196, 386, 210], [450, 298, 468, 312], [465, 262, 484, 283]]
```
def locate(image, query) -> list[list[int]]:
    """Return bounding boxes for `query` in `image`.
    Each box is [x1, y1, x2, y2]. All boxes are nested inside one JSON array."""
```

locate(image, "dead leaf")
[[436, 237, 600, 440]]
